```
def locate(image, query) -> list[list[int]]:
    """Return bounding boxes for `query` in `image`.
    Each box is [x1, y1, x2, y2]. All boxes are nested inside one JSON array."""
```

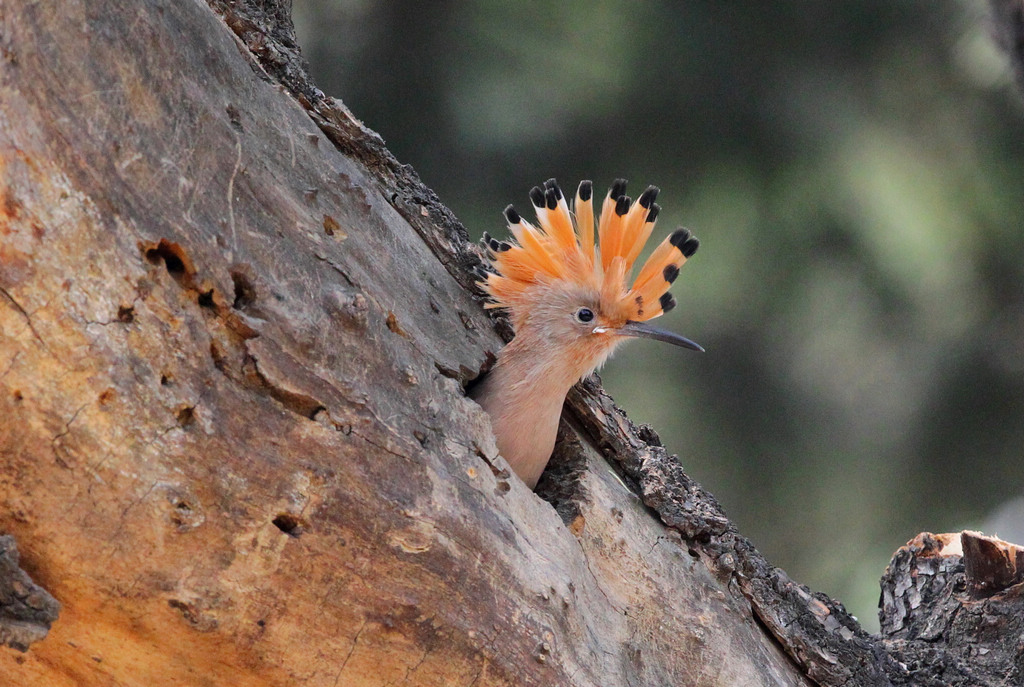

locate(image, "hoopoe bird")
[[472, 178, 702, 488]]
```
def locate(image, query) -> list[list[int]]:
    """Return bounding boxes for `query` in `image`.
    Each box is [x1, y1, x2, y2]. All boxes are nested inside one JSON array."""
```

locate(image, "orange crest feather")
[[480, 179, 699, 324]]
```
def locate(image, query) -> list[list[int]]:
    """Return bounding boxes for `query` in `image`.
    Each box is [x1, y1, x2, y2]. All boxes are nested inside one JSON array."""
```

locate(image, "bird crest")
[[479, 179, 699, 327]]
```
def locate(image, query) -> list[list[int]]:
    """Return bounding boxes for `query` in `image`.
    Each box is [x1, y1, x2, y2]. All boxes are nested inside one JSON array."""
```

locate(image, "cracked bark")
[[1, 1, 1022, 685]]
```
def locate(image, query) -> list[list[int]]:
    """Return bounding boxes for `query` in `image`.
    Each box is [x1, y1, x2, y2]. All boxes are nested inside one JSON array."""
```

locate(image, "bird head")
[[480, 179, 702, 382]]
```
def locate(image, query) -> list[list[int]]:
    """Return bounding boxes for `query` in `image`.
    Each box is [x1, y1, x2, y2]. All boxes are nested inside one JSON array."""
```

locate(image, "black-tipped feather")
[[659, 292, 677, 314], [663, 264, 680, 284], [610, 178, 627, 200], [681, 236, 700, 257], [529, 186, 545, 208], [646, 203, 660, 224], [504, 205, 521, 224], [545, 178, 563, 199], [545, 187, 558, 210], [638, 185, 659, 209], [615, 195, 632, 216], [578, 180, 592, 202], [669, 228, 692, 248]]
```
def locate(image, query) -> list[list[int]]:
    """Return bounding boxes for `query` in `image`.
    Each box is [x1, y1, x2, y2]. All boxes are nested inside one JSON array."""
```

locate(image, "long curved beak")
[[614, 320, 704, 352]]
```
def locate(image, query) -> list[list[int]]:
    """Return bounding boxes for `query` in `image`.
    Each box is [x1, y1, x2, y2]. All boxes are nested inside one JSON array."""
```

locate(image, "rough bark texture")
[[0, 536, 60, 652], [878, 532, 1024, 685], [1, 1, 1022, 686]]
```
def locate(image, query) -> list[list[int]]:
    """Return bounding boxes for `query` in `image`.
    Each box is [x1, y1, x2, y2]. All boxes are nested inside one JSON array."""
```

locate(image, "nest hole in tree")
[[535, 420, 591, 527]]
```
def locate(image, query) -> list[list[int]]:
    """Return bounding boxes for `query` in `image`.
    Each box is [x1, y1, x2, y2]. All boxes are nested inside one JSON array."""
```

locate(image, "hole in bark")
[[117, 305, 134, 323], [176, 406, 196, 428], [230, 270, 256, 309], [197, 289, 216, 309], [272, 513, 304, 537], [146, 244, 183, 273], [143, 239, 195, 286], [12, 390, 23, 401], [160, 373, 173, 386]]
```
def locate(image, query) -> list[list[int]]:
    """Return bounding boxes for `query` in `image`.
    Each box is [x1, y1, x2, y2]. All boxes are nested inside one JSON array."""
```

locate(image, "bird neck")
[[471, 331, 586, 488], [498, 331, 588, 395]]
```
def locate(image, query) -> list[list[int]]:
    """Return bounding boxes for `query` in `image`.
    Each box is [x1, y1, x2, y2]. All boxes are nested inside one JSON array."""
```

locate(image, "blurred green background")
[[293, 0, 1024, 630]]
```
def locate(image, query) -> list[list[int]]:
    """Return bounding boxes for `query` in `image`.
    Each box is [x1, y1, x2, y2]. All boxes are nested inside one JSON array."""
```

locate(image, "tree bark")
[[0, 1, 1021, 686]]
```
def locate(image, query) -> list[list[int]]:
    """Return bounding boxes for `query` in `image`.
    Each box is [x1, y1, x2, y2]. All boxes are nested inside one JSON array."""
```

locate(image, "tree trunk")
[[0, 1, 1021, 685]]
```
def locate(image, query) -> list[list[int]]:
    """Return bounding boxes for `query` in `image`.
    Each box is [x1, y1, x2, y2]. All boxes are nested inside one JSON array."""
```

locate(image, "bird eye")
[[574, 307, 595, 323]]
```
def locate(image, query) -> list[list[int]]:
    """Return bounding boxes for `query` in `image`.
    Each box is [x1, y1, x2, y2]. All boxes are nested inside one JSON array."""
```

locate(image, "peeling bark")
[[1, 1, 1022, 686]]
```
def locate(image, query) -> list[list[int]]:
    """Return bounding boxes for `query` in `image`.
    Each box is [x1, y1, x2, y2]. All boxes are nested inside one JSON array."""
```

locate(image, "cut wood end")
[[903, 531, 1024, 596], [961, 530, 1024, 597]]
